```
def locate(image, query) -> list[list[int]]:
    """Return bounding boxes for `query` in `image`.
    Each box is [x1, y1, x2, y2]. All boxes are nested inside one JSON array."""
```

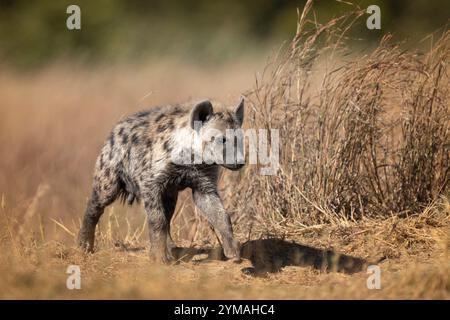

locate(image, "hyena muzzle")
[[78, 98, 245, 263]]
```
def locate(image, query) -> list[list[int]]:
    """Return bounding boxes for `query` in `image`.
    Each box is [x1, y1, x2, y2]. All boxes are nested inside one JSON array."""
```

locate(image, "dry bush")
[[229, 1, 450, 234]]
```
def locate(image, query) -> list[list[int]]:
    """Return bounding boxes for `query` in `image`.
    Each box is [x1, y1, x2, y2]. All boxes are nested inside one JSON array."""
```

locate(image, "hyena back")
[[78, 99, 244, 263]]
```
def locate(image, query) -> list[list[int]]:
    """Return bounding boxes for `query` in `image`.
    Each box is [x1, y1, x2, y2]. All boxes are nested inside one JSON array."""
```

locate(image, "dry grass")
[[232, 2, 449, 231], [0, 197, 448, 299], [0, 2, 449, 299]]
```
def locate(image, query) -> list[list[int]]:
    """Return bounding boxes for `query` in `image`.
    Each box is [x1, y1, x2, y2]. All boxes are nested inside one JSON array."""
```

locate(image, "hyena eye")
[[215, 136, 226, 145]]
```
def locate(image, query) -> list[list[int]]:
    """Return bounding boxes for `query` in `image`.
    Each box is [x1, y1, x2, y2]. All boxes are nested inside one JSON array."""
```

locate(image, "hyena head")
[[174, 98, 245, 170]]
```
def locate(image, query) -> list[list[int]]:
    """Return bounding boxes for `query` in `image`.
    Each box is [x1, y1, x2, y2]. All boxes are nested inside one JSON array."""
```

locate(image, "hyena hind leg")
[[78, 183, 120, 252]]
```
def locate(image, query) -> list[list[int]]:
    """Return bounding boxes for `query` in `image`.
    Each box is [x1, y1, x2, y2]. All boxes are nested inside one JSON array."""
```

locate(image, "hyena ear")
[[190, 100, 213, 130], [234, 97, 244, 126]]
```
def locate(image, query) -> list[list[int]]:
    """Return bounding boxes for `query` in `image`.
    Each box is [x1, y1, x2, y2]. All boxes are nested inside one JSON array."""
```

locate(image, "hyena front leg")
[[163, 191, 178, 261], [192, 190, 240, 260]]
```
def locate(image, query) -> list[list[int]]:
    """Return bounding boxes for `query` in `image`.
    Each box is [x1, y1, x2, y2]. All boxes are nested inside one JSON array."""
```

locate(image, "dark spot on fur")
[[118, 127, 124, 136], [121, 133, 129, 144], [136, 111, 150, 118], [132, 133, 140, 145], [167, 119, 174, 130], [105, 168, 110, 178], [163, 140, 172, 153], [157, 124, 167, 132], [109, 134, 115, 147], [99, 156, 104, 170], [146, 139, 152, 149], [155, 113, 165, 122]]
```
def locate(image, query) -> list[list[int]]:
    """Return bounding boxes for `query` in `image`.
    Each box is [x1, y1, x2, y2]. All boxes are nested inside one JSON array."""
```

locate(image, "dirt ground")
[[1, 199, 448, 299]]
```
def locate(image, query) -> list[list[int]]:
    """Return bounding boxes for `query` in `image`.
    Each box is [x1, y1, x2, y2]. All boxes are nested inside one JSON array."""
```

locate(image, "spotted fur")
[[78, 99, 245, 263]]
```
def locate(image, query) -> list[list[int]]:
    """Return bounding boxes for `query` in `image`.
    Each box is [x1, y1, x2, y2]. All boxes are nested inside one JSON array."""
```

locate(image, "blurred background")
[[0, 0, 449, 68]]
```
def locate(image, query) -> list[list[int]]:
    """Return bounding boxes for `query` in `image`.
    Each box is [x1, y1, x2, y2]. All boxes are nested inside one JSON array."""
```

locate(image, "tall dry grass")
[[230, 2, 450, 236]]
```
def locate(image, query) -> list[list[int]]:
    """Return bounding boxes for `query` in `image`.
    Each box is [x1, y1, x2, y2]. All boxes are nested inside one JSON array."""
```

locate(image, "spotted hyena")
[[78, 98, 245, 263]]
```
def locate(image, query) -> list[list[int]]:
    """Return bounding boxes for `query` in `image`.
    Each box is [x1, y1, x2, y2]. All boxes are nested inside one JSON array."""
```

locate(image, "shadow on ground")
[[169, 238, 368, 276], [115, 238, 367, 276]]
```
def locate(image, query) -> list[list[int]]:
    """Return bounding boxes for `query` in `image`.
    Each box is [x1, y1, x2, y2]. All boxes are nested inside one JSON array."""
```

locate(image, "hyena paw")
[[223, 239, 241, 262], [77, 234, 95, 253]]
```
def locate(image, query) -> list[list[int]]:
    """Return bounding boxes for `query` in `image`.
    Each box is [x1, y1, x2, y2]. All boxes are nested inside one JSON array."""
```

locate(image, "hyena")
[[78, 98, 245, 263]]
